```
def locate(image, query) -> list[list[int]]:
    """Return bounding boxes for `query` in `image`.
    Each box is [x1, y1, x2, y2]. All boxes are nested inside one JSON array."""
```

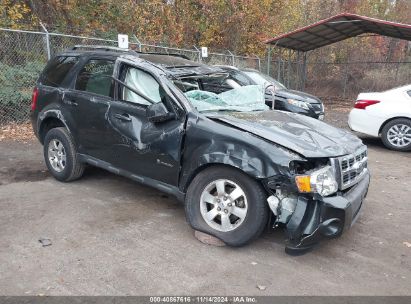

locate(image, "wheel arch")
[[183, 161, 270, 247], [38, 116, 66, 144], [378, 116, 411, 135]]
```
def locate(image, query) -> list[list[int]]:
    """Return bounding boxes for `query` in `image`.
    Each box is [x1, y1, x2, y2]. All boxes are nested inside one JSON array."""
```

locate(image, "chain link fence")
[[0, 29, 48, 124], [201, 51, 261, 70], [48, 33, 118, 57], [265, 58, 411, 101], [305, 61, 411, 100], [2, 27, 408, 125], [0, 27, 260, 125]]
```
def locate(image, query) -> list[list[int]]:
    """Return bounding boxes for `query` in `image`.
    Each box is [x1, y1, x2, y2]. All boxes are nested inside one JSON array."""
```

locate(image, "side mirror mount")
[[146, 103, 176, 123]]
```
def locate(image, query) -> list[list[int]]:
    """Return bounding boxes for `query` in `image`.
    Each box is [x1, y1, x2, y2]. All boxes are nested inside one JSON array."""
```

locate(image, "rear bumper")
[[285, 170, 370, 253], [348, 109, 383, 137], [30, 111, 40, 141]]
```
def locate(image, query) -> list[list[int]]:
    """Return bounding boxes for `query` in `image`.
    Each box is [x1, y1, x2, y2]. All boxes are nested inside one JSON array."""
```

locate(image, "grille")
[[337, 147, 368, 190]]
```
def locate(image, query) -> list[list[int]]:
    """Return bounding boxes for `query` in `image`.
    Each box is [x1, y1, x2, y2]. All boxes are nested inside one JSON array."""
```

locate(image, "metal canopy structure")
[[265, 13, 411, 52]]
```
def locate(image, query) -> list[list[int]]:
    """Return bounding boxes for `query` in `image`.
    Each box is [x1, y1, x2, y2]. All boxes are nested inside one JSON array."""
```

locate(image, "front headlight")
[[295, 166, 338, 197], [287, 98, 310, 110]]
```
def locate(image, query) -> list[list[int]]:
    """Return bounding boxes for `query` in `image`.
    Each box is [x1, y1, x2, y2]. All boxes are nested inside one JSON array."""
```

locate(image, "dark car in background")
[[216, 66, 325, 120]]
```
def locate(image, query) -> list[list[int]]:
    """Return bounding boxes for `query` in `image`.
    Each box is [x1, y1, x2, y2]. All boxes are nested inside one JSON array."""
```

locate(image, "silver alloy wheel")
[[199, 179, 248, 232], [387, 124, 411, 148], [48, 139, 66, 172]]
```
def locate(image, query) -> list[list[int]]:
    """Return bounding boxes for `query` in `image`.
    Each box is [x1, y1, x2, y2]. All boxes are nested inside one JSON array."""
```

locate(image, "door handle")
[[114, 113, 131, 122], [64, 99, 78, 107]]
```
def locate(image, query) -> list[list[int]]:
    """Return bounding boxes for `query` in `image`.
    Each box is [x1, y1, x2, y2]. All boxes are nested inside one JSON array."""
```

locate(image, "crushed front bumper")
[[284, 170, 370, 254]]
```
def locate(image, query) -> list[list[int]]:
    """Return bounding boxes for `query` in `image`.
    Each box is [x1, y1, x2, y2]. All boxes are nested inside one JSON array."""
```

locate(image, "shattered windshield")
[[184, 85, 268, 112]]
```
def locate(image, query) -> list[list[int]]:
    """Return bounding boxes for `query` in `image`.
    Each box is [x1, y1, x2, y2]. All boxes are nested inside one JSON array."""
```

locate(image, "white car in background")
[[348, 84, 411, 151]]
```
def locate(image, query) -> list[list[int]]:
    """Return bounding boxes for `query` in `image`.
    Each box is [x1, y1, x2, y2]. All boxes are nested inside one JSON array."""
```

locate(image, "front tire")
[[381, 118, 411, 151], [43, 127, 85, 182], [185, 166, 268, 247]]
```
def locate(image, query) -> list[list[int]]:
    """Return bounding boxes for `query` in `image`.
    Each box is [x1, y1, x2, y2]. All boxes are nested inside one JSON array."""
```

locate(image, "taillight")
[[354, 100, 380, 110], [31, 87, 39, 111]]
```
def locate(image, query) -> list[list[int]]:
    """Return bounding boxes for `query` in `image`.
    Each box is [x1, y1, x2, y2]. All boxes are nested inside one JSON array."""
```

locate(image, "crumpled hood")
[[277, 89, 322, 104], [207, 110, 364, 158]]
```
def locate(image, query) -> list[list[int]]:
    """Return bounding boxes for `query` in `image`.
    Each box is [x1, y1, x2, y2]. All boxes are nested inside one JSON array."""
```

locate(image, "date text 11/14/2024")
[[149, 296, 257, 303]]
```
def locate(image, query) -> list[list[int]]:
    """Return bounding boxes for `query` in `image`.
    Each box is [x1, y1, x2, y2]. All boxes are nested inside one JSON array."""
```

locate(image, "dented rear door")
[[65, 57, 115, 158]]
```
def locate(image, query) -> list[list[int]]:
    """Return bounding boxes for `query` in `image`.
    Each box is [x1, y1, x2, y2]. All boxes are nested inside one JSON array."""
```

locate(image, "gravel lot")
[[0, 107, 410, 296]]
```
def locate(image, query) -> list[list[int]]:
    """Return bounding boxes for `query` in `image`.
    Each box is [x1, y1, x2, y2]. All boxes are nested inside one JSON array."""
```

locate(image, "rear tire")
[[185, 166, 268, 247], [381, 118, 411, 151], [43, 127, 85, 182]]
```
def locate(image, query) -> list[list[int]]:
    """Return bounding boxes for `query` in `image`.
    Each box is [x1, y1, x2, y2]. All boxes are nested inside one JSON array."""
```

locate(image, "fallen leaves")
[[0, 122, 34, 141]]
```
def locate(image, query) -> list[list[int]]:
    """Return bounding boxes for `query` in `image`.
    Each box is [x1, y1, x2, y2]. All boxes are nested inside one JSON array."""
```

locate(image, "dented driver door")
[[105, 61, 185, 186]]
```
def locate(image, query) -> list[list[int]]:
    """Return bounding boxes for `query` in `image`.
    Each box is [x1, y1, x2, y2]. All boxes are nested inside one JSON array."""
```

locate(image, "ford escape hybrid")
[[31, 46, 370, 254]]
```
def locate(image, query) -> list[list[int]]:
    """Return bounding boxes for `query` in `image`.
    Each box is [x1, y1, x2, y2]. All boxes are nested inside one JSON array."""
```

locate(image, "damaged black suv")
[[31, 46, 370, 254]]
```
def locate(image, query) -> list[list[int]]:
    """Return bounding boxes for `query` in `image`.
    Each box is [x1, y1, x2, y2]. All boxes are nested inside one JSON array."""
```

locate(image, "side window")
[[75, 59, 114, 97], [202, 78, 233, 94], [231, 71, 254, 86], [121, 66, 162, 106], [40, 56, 78, 87], [407, 90, 411, 97]]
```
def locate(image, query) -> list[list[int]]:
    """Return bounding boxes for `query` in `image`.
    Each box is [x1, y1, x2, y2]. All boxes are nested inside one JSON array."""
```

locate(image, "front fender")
[[179, 113, 304, 191]]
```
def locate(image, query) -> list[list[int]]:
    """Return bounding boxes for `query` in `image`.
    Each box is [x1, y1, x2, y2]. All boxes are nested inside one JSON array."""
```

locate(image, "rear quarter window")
[[39, 56, 78, 87], [407, 90, 411, 97], [75, 59, 114, 97]]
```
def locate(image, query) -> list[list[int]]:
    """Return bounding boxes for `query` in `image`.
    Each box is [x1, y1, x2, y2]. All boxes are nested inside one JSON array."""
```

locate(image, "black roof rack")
[[138, 52, 191, 60], [71, 44, 190, 60], [71, 45, 137, 53], [71, 45, 192, 60]]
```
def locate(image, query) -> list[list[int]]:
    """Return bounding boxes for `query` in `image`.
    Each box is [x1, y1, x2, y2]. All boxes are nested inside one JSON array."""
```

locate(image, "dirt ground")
[[0, 108, 410, 296]]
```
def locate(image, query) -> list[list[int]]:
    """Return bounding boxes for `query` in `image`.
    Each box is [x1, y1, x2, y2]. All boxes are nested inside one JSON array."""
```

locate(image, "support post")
[[287, 49, 291, 88], [132, 35, 142, 52], [281, 50, 285, 83], [227, 50, 235, 66], [267, 45, 272, 76], [253, 54, 261, 71], [343, 62, 349, 99], [193, 46, 201, 63], [296, 51, 300, 90], [302, 52, 307, 91], [277, 57, 281, 81], [40, 22, 51, 60]]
